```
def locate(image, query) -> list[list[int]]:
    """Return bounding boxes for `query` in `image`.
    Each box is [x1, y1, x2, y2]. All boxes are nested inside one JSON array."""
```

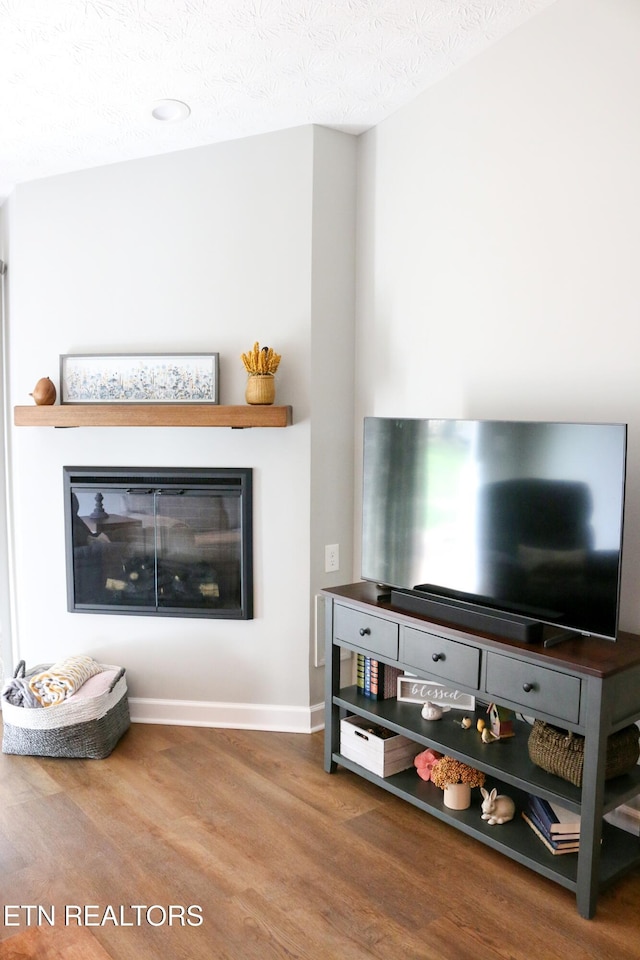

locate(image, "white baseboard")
[[129, 697, 325, 734]]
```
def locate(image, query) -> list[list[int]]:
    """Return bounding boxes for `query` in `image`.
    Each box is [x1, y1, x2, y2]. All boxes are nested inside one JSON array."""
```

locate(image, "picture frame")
[[59, 353, 219, 404], [396, 675, 476, 711]]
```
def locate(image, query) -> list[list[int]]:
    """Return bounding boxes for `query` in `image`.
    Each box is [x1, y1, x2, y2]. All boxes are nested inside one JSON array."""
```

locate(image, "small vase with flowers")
[[241, 342, 281, 405], [429, 755, 486, 810]]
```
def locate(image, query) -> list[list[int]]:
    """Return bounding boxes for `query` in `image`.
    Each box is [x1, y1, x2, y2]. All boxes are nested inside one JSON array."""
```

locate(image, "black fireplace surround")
[[64, 467, 253, 619]]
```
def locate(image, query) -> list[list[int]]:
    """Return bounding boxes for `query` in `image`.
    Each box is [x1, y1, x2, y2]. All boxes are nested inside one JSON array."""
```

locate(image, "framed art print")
[[60, 353, 219, 404]]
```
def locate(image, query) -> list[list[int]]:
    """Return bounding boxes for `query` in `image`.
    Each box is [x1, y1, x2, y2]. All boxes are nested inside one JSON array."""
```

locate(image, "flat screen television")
[[361, 418, 627, 642]]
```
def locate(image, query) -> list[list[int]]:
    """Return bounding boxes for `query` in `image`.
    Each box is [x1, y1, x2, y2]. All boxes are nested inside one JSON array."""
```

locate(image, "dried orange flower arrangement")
[[430, 755, 486, 790], [241, 342, 281, 376]]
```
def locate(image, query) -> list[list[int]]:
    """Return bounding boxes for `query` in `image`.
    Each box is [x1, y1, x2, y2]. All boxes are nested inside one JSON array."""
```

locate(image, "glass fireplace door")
[[154, 490, 243, 612], [65, 468, 252, 619]]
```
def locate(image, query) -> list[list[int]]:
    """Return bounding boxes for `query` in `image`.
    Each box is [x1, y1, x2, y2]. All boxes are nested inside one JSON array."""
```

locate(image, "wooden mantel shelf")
[[14, 404, 293, 429]]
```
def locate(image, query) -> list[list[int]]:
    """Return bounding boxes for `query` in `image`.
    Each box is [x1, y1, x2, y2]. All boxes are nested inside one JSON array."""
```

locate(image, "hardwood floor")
[[0, 721, 639, 959]]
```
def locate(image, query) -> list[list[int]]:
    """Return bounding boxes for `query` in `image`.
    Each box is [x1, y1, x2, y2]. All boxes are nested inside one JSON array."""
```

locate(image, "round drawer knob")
[[359, 627, 371, 637], [432, 653, 444, 662], [522, 682, 534, 693]]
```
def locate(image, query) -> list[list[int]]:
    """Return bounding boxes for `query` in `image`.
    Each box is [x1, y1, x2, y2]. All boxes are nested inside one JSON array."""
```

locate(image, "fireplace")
[[64, 467, 253, 619]]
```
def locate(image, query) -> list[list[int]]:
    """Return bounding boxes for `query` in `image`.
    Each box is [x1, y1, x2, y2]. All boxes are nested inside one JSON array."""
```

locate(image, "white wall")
[[6, 125, 356, 729], [5, 0, 639, 727], [355, 0, 640, 633], [309, 128, 357, 702], [0, 203, 14, 678]]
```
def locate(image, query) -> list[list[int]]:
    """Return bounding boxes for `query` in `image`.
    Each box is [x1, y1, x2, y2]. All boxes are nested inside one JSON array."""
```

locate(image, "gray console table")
[[323, 582, 640, 918]]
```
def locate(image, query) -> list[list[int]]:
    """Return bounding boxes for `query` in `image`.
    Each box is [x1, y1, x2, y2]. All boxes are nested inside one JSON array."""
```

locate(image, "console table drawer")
[[400, 627, 480, 689], [333, 605, 399, 660], [485, 653, 581, 724]]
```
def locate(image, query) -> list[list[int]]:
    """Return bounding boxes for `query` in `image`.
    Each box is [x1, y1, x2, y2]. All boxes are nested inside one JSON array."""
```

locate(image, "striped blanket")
[[28, 655, 103, 707]]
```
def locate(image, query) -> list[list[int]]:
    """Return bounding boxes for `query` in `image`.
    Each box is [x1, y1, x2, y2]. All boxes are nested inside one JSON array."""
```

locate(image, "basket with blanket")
[[1, 655, 130, 759]]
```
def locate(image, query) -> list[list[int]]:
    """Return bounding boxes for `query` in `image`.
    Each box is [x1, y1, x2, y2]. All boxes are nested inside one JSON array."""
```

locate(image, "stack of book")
[[522, 795, 581, 855], [356, 655, 400, 700]]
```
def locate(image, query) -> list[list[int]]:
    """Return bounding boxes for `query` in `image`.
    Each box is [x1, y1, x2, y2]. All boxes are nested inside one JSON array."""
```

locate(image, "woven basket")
[[528, 720, 639, 787], [245, 374, 275, 405], [1, 661, 130, 760]]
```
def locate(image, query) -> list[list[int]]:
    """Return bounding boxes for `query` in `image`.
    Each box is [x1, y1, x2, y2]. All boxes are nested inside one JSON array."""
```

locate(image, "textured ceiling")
[[0, 0, 557, 201]]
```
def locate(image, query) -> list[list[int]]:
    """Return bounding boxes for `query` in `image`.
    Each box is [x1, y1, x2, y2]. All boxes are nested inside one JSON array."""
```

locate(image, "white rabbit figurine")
[[480, 787, 515, 825]]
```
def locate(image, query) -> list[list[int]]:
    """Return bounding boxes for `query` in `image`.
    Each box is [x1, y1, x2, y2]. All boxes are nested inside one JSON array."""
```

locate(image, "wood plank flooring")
[[0, 721, 639, 959]]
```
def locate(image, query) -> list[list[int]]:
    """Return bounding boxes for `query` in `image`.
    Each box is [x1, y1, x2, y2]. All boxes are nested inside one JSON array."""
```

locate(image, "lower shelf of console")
[[331, 685, 640, 896], [331, 751, 639, 893]]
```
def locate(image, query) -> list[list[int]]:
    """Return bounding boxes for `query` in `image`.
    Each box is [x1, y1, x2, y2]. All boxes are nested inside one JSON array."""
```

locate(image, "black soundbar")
[[389, 588, 543, 644]]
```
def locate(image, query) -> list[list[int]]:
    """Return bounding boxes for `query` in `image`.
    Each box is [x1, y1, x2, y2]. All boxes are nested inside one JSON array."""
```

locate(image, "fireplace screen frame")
[[63, 466, 253, 620]]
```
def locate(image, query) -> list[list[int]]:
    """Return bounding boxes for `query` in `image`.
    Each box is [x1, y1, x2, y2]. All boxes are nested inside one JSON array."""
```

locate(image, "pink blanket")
[[66, 669, 119, 702]]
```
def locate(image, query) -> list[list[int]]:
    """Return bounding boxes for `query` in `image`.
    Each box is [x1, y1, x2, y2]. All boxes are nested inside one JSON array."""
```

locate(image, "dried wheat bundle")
[[241, 342, 281, 375]]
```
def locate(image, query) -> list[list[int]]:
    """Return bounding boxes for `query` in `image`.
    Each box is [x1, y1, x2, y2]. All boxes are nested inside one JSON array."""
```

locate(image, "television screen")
[[361, 418, 627, 640]]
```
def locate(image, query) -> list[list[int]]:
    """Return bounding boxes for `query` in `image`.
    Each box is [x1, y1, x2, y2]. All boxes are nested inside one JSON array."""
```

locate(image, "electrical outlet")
[[325, 543, 339, 573]]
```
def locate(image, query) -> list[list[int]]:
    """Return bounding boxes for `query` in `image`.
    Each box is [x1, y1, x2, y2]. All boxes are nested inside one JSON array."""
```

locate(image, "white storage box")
[[340, 715, 419, 777]]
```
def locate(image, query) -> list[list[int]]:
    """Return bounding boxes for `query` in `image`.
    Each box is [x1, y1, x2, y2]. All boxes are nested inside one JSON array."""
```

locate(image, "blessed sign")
[[397, 676, 475, 711]]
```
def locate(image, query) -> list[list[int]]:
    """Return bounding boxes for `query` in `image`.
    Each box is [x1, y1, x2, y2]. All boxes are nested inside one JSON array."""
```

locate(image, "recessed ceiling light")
[[151, 99, 191, 122]]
